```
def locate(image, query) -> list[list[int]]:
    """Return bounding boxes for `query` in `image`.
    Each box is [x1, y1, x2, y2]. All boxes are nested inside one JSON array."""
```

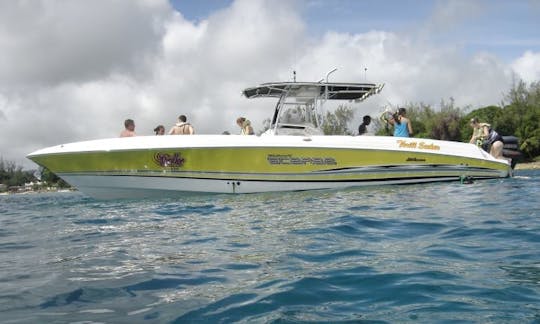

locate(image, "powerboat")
[[27, 81, 511, 199]]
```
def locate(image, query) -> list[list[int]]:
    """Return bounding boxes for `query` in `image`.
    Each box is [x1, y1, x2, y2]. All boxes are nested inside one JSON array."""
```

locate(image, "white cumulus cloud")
[[512, 51, 540, 83]]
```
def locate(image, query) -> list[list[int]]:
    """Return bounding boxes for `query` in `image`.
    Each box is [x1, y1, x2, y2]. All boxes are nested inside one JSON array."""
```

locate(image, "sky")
[[1, 0, 539, 169]]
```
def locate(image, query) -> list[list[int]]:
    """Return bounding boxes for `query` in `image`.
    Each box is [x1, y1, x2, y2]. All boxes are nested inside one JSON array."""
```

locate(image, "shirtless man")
[[169, 115, 194, 135], [120, 119, 136, 137]]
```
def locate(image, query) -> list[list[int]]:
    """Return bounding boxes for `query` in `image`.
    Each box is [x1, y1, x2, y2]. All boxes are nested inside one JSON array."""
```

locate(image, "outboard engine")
[[502, 136, 523, 169]]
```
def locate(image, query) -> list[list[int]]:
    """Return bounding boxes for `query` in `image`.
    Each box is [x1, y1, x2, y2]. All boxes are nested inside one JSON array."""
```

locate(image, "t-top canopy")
[[242, 82, 384, 102]]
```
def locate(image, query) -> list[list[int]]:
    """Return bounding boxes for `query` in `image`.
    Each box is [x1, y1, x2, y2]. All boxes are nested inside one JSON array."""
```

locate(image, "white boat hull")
[[28, 135, 510, 199], [60, 174, 466, 199]]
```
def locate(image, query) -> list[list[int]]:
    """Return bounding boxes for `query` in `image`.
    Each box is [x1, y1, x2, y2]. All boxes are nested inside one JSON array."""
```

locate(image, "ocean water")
[[1, 171, 539, 323]]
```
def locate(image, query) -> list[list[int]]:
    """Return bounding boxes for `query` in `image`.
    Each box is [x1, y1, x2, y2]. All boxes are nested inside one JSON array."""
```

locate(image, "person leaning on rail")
[[469, 118, 504, 158]]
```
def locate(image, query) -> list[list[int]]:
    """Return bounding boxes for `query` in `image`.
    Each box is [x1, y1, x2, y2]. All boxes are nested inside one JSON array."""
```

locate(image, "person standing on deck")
[[358, 115, 371, 135], [389, 108, 413, 137], [154, 125, 165, 135], [120, 119, 136, 137], [169, 115, 194, 135], [236, 117, 254, 135]]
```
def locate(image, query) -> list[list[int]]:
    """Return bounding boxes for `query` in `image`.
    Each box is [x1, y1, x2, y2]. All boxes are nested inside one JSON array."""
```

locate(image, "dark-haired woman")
[[154, 125, 165, 135], [389, 108, 413, 137]]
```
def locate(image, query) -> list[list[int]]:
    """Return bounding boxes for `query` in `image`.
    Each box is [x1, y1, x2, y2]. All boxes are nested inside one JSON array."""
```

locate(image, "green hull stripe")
[[31, 147, 508, 175]]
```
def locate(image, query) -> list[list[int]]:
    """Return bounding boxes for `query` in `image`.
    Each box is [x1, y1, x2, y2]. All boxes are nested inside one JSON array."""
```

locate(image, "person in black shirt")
[[358, 115, 371, 135]]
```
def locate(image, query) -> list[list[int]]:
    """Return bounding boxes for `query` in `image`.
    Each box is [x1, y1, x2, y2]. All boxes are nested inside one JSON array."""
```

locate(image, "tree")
[[403, 102, 434, 138], [0, 156, 71, 191], [40, 167, 69, 188], [0, 157, 35, 187], [427, 98, 464, 141], [500, 80, 540, 158], [321, 105, 355, 135]]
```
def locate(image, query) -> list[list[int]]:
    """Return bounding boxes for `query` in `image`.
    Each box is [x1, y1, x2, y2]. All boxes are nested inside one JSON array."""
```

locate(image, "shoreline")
[[515, 161, 540, 170]]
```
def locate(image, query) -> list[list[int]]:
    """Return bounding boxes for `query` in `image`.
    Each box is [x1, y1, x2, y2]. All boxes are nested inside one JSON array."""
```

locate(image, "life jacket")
[[475, 123, 503, 149]]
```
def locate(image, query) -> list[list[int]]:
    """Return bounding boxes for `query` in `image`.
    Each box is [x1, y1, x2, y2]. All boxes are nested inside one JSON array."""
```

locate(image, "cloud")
[[0, 0, 530, 169], [146, 0, 305, 133], [0, 0, 170, 87], [425, 0, 484, 33], [295, 31, 512, 110], [511, 51, 540, 83]]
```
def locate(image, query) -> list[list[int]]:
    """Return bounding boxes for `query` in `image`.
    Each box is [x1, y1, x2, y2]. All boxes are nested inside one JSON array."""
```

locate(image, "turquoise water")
[[1, 170, 539, 323]]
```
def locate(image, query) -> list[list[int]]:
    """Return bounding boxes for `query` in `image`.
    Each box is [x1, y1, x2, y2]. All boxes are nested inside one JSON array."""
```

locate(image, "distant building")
[[25, 181, 42, 190], [8, 186, 23, 193]]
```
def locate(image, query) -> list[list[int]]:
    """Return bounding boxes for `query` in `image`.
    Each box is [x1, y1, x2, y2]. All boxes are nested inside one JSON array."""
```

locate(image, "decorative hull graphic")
[[27, 135, 510, 199]]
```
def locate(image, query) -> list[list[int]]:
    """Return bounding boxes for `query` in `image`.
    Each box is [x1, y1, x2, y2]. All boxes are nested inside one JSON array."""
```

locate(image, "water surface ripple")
[[1, 170, 539, 323]]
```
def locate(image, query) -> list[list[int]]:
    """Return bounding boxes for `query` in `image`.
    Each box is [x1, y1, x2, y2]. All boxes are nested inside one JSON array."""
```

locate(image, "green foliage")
[[432, 104, 463, 141], [0, 158, 35, 188], [403, 102, 434, 138], [40, 167, 70, 188], [422, 99, 464, 141], [322, 105, 355, 135], [0, 157, 69, 190], [500, 80, 540, 158]]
